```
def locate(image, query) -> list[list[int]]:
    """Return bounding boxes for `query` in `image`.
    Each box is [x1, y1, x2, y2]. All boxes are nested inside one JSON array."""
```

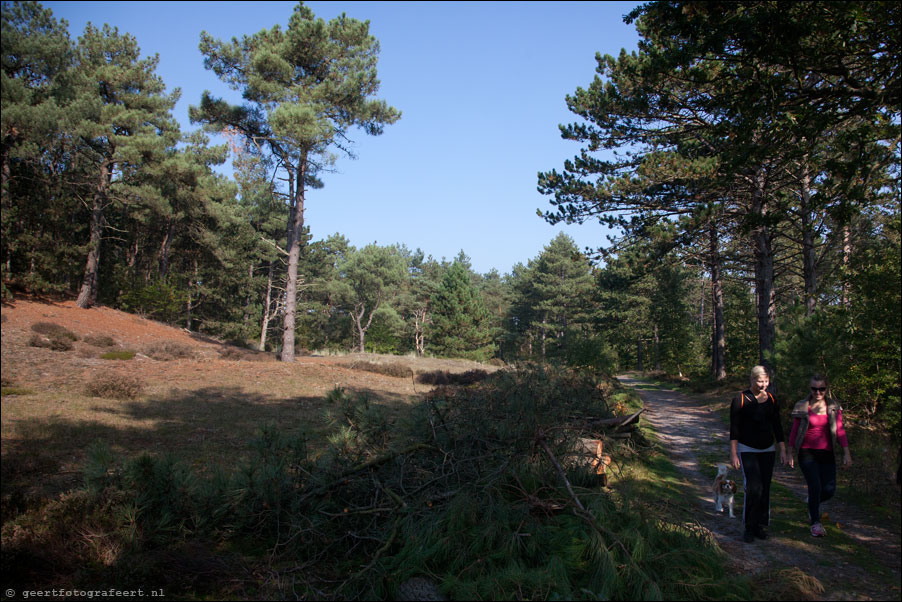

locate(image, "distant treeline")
[[2, 2, 899, 431]]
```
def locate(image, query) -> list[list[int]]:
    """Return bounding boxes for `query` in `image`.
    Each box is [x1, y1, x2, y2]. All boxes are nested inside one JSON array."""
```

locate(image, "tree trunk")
[[414, 306, 428, 357], [260, 261, 274, 351], [710, 227, 726, 381], [699, 278, 705, 327], [752, 169, 776, 374], [636, 335, 644, 372], [841, 224, 851, 307], [76, 161, 110, 308], [800, 162, 817, 316], [185, 257, 198, 330], [653, 324, 661, 371], [158, 216, 174, 278], [541, 314, 547, 358], [281, 158, 306, 362], [354, 302, 378, 353]]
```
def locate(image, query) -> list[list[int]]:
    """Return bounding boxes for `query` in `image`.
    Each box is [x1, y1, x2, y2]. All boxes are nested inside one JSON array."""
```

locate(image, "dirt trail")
[[618, 375, 901, 601]]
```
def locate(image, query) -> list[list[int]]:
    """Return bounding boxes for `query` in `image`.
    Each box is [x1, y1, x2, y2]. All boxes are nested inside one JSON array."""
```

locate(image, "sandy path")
[[618, 375, 901, 601]]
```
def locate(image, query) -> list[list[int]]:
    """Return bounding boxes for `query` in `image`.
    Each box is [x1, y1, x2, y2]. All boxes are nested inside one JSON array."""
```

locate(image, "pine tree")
[[70, 22, 180, 308], [530, 233, 596, 359], [191, 2, 400, 361], [429, 262, 495, 361]]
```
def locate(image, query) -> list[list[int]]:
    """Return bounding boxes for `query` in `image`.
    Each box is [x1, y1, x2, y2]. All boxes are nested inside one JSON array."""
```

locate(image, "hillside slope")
[[1, 297, 491, 497]]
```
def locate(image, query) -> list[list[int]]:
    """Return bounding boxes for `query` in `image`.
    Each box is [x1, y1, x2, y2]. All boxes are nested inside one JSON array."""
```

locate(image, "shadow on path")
[[618, 375, 901, 601]]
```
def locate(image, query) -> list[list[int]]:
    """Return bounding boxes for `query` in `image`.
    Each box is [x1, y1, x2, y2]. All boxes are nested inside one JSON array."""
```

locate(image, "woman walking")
[[789, 374, 852, 537], [730, 365, 792, 543]]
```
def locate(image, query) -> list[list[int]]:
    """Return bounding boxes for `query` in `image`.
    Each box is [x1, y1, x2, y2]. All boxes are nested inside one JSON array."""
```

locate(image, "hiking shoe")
[[811, 522, 826, 537], [743, 529, 755, 543], [753, 526, 768, 540]]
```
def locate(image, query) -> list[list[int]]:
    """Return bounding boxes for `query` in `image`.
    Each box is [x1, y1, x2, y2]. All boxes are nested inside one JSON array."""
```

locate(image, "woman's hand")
[[779, 443, 793, 468], [842, 449, 852, 468], [731, 453, 741, 471]]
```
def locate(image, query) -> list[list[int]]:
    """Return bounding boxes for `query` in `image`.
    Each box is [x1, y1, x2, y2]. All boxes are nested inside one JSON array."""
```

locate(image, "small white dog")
[[713, 463, 738, 518]]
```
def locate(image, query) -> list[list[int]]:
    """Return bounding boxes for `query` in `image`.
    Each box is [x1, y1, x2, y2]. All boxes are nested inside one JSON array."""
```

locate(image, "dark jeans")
[[798, 448, 836, 525], [739, 450, 775, 530]]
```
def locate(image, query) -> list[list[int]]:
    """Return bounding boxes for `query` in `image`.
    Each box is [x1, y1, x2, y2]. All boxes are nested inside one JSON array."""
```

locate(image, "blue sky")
[[44, 1, 643, 275]]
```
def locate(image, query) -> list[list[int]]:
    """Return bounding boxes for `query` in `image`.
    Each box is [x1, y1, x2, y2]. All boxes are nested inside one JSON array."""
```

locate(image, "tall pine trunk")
[[281, 156, 306, 362], [76, 161, 110, 308], [159, 217, 174, 278], [260, 261, 274, 351], [841, 224, 851, 307], [653, 324, 661, 371], [752, 169, 776, 374], [800, 161, 817, 316], [709, 226, 726, 381]]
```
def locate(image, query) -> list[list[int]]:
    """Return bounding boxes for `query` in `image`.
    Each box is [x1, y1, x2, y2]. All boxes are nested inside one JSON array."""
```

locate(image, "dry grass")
[[756, 567, 825, 601]]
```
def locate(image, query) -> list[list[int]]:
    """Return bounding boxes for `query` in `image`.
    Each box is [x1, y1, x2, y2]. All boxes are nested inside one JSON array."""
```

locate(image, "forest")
[[2, 1, 900, 599]]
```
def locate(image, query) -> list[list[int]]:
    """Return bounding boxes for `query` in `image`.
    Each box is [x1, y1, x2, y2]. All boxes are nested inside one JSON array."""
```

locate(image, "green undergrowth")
[[100, 350, 136, 360], [3, 366, 755, 600]]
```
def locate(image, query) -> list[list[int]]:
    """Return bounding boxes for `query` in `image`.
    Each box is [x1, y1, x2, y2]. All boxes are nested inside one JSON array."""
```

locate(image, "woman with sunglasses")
[[789, 374, 852, 537]]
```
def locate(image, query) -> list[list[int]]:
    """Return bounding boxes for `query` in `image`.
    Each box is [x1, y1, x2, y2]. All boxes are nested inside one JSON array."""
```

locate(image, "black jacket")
[[730, 389, 785, 450]]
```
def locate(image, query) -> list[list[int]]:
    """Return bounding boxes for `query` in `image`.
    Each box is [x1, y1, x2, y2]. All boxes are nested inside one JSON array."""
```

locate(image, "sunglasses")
[[810, 387, 827, 392]]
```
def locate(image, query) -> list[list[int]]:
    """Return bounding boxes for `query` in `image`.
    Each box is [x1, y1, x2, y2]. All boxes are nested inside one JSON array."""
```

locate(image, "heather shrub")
[[349, 360, 412, 378], [217, 346, 276, 361], [28, 333, 73, 351], [83, 334, 116, 348], [84, 373, 143, 399], [145, 341, 195, 361], [416, 369, 489, 386], [30, 321, 79, 341]]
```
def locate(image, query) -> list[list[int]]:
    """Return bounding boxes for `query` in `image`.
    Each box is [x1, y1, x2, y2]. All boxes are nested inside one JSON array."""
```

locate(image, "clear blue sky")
[[44, 1, 642, 275]]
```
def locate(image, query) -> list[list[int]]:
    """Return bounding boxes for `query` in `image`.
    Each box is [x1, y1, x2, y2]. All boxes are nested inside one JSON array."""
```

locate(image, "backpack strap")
[[741, 391, 774, 407]]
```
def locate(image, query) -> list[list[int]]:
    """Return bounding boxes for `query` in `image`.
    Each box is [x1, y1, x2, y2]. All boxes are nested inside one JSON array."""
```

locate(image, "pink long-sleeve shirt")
[[789, 408, 849, 450]]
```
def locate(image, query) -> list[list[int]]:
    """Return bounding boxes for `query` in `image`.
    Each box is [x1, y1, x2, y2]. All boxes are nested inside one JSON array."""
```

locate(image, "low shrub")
[[30, 321, 79, 341], [1, 386, 34, 396], [145, 341, 195, 361], [349, 360, 412, 378], [1, 489, 132, 591], [28, 333, 73, 351], [84, 373, 143, 399], [100, 351, 136, 361], [415, 369, 489, 386], [218, 346, 276, 362], [83, 334, 116, 348]]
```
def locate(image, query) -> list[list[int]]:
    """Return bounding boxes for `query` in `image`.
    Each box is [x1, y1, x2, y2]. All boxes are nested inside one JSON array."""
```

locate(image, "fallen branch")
[[303, 443, 435, 501], [590, 408, 645, 430], [538, 437, 585, 512]]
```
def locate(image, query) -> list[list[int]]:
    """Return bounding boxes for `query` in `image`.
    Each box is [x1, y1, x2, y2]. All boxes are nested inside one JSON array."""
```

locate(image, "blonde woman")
[[789, 374, 851, 537], [730, 366, 792, 543]]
